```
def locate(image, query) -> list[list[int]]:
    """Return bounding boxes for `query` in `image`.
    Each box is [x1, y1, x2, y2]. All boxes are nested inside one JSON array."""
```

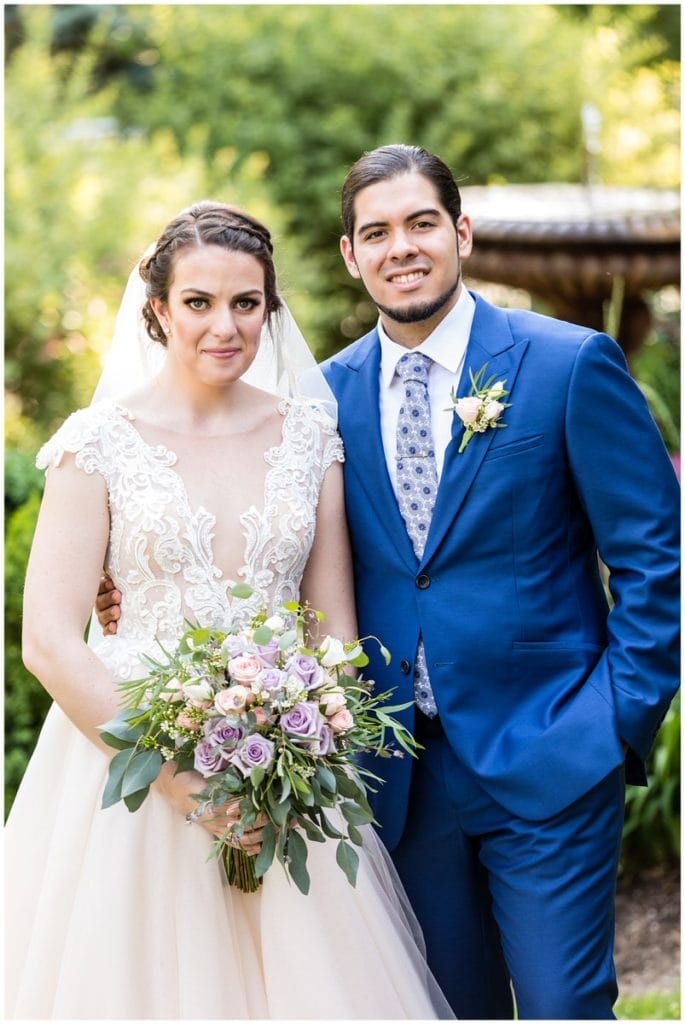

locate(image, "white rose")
[[182, 677, 214, 702], [263, 614, 285, 631], [483, 400, 504, 423], [158, 677, 183, 702], [319, 636, 347, 668]]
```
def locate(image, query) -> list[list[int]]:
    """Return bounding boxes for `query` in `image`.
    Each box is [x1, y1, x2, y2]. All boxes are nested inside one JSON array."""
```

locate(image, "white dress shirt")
[[378, 287, 475, 496]]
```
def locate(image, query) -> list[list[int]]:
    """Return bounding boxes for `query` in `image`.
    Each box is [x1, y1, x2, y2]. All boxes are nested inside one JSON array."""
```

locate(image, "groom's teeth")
[[391, 271, 426, 284]]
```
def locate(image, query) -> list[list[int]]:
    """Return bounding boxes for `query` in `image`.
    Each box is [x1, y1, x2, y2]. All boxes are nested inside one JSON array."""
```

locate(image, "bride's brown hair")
[[140, 201, 283, 344]]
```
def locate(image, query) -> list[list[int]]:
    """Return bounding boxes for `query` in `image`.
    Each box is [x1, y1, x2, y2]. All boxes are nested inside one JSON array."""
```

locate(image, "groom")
[[318, 145, 680, 1018], [96, 145, 679, 1018]]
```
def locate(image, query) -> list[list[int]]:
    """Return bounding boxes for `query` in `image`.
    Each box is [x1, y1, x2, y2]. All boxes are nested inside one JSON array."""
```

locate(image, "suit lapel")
[[421, 295, 529, 566], [336, 332, 417, 570]]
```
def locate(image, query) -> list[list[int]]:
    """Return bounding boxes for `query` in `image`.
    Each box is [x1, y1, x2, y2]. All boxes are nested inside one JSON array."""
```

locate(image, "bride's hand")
[[154, 762, 266, 853]]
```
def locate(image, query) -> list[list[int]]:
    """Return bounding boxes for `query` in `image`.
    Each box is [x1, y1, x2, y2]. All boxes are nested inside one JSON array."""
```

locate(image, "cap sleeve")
[[35, 401, 120, 478]]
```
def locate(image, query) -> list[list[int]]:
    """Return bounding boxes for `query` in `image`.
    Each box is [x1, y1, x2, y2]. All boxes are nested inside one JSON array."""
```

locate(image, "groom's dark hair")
[[341, 145, 462, 241]]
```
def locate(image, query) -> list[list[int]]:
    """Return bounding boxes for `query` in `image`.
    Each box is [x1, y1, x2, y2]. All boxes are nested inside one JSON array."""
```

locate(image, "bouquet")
[[100, 587, 416, 894]]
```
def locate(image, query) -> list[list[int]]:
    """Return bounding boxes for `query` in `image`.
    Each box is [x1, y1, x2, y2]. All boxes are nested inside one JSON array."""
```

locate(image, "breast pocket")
[[484, 434, 544, 462]]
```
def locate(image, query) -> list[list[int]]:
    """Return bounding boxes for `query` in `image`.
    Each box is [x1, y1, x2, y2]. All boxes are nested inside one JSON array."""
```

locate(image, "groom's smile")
[[340, 170, 472, 346]]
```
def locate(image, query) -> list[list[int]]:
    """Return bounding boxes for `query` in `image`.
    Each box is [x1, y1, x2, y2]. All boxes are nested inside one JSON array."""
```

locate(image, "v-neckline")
[[107, 398, 292, 591]]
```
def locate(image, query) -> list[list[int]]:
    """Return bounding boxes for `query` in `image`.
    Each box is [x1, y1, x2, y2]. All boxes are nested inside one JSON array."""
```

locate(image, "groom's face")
[[340, 171, 472, 346]]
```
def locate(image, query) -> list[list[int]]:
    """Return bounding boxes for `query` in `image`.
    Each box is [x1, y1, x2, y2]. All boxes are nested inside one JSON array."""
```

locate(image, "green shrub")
[[4, 492, 50, 817]]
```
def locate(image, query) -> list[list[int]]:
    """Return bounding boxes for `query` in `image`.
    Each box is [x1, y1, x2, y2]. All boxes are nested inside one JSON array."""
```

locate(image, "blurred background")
[[4, 5, 680, 1014]]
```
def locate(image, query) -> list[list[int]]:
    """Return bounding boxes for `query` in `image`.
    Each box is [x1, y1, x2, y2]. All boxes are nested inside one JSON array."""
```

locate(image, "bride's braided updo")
[[140, 201, 283, 344]]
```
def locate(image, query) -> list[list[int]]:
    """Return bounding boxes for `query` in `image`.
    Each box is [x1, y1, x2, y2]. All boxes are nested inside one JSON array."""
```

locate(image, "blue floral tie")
[[395, 352, 438, 718]]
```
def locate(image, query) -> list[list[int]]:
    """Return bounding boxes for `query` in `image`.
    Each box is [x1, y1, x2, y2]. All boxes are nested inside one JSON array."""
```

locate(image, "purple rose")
[[205, 717, 244, 751], [280, 701, 325, 741], [258, 668, 287, 693], [311, 722, 336, 757], [256, 637, 281, 667], [286, 654, 325, 691], [194, 739, 232, 778], [231, 734, 275, 778]]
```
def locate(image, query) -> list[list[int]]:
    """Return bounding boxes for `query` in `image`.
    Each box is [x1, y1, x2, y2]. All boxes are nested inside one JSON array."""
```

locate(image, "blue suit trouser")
[[390, 722, 625, 1019]]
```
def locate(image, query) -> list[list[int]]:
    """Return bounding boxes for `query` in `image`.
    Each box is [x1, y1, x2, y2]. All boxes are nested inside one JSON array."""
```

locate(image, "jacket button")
[[400, 659, 411, 675], [416, 573, 431, 590]]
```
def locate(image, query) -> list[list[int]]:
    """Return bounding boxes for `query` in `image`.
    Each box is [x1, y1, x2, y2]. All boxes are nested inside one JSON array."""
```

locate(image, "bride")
[[6, 201, 453, 1019]]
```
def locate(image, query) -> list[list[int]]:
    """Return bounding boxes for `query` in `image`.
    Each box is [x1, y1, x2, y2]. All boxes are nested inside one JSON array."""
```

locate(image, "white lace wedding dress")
[[5, 397, 452, 1020]]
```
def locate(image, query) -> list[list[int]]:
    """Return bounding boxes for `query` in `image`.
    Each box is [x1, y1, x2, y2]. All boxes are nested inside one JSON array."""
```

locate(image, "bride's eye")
[[235, 297, 260, 311], [186, 297, 209, 311]]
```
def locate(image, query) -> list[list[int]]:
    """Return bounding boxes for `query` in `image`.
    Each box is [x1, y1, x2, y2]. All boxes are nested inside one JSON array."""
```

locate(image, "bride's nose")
[[210, 305, 237, 339]]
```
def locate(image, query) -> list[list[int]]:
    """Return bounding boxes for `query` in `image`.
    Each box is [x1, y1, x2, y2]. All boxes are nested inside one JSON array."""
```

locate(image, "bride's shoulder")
[[35, 400, 130, 470], [281, 395, 338, 436]]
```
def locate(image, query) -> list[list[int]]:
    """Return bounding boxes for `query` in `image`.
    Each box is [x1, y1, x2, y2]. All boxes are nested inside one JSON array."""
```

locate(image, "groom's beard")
[[374, 278, 460, 325]]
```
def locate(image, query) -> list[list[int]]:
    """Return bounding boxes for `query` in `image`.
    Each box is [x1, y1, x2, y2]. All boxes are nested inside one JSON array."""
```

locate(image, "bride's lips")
[[203, 347, 241, 359]]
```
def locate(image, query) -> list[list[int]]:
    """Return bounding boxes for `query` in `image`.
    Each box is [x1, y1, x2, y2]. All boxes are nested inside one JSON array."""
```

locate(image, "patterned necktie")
[[395, 352, 438, 717]]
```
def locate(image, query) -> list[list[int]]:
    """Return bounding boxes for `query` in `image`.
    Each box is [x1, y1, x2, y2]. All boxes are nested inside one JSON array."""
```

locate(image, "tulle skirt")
[[5, 703, 453, 1020]]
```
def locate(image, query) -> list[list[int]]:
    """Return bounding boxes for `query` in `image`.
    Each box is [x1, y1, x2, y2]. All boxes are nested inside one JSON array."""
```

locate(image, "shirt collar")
[[378, 287, 476, 389]]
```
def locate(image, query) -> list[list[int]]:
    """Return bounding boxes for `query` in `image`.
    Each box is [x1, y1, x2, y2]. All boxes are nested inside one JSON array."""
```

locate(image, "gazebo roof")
[[461, 183, 680, 245]]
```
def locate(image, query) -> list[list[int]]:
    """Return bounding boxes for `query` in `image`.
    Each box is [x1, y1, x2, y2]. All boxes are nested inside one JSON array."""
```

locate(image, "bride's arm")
[[22, 456, 263, 846], [22, 456, 115, 753], [299, 459, 358, 645]]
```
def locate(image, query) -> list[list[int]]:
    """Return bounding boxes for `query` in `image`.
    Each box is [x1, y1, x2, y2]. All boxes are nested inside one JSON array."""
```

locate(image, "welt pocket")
[[484, 434, 544, 461], [512, 640, 605, 653]]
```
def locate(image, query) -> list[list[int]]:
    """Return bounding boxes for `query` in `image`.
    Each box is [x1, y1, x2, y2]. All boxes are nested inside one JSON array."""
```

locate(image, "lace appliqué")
[[37, 399, 343, 680]]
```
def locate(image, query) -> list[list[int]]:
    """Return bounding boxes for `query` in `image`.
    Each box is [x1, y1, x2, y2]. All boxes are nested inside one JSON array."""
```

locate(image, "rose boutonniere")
[[448, 364, 511, 454]]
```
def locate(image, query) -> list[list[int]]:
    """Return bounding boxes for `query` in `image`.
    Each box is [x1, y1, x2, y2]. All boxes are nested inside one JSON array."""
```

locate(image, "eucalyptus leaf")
[[286, 829, 310, 895], [278, 629, 298, 650], [318, 811, 344, 839], [254, 823, 277, 878], [347, 823, 364, 846], [340, 800, 374, 826], [267, 790, 290, 827], [101, 747, 134, 809], [253, 625, 273, 645], [296, 815, 326, 843], [123, 785, 149, 812], [336, 839, 359, 886], [250, 765, 265, 789], [120, 748, 163, 798], [231, 583, 254, 599], [316, 764, 337, 793]]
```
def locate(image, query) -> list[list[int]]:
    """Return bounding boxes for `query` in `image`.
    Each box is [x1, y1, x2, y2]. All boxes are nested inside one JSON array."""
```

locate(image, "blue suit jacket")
[[322, 292, 680, 850]]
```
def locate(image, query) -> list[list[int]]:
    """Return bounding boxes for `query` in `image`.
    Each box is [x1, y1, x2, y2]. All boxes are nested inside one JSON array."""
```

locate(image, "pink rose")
[[454, 396, 483, 425], [228, 654, 263, 685], [215, 685, 251, 714], [175, 710, 201, 731], [252, 707, 270, 727], [329, 708, 354, 733]]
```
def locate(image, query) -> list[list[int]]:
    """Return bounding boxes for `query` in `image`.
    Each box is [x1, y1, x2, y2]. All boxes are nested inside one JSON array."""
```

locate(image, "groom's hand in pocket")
[[95, 575, 121, 634]]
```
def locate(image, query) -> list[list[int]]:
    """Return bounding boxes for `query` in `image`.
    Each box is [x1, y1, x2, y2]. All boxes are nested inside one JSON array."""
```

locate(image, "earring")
[[163, 325, 170, 335]]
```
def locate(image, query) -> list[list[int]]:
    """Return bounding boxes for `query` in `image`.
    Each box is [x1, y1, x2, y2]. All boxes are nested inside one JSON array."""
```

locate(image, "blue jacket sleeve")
[[565, 331, 680, 764]]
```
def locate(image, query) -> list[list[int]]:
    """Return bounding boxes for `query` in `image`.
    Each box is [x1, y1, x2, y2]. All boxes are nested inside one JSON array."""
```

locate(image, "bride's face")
[[151, 244, 266, 385]]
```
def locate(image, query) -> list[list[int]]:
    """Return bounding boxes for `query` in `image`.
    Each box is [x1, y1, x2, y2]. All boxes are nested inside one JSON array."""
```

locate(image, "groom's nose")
[[387, 228, 420, 261]]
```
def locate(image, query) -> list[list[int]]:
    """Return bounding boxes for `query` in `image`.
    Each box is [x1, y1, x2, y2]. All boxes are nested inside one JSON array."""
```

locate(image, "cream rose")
[[319, 688, 347, 716], [215, 685, 252, 714], [329, 708, 354, 733], [453, 396, 483, 425]]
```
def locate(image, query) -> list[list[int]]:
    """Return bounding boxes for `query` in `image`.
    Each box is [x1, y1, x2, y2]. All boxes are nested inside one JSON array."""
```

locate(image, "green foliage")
[[4, 493, 48, 816], [5, 449, 44, 515], [615, 989, 681, 1020], [621, 697, 680, 878]]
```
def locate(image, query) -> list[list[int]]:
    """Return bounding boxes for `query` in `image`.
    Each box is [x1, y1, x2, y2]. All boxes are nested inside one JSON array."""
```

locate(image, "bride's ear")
[[150, 298, 170, 336]]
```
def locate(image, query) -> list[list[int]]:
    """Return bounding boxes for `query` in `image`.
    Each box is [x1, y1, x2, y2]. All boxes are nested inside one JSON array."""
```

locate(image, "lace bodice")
[[37, 398, 343, 680]]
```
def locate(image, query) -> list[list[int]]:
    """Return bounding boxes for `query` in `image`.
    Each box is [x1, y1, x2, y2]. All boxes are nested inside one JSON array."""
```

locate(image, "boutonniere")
[[448, 364, 511, 454]]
